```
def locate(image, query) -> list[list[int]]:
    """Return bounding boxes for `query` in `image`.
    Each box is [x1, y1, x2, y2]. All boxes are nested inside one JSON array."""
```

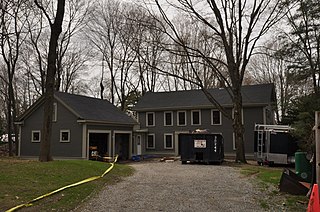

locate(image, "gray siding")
[[87, 124, 133, 132], [20, 100, 83, 158], [138, 106, 268, 155]]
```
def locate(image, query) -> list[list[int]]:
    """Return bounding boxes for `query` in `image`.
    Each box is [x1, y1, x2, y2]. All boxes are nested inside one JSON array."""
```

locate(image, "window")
[[146, 134, 155, 149], [60, 130, 70, 143], [146, 112, 155, 127], [164, 133, 173, 149], [177, 111, 186, 126], [191, 110, 201, 125], [53, 103, 57, 122], [31, 130, 41, 143], [164, 111, 173, 126], [211, 110, 222, 125]]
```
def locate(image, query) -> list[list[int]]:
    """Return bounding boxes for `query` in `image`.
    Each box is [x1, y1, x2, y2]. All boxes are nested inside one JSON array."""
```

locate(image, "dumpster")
[[179, 133, 224, 164], [295, 152, 312, 183]]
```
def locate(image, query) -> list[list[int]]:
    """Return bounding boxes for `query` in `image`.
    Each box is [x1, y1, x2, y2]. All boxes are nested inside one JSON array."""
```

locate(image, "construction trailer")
[[179, 133, 224, 164], [254, 124, 298, 165]]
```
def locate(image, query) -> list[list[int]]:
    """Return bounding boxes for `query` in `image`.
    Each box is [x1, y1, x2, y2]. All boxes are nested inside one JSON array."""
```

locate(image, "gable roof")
[[18, 92, 137, 125], [133, 83, 275, 111], [54, 92, 137, 125]]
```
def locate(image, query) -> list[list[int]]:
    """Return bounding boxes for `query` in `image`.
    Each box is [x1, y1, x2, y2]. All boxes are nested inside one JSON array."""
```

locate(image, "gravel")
[[74, 160, 278, 212]]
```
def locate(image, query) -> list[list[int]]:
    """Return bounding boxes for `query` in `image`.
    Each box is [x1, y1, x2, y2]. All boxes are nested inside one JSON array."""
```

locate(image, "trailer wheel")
[[268, 161, 274, 167], [181, 161, 187, 164]]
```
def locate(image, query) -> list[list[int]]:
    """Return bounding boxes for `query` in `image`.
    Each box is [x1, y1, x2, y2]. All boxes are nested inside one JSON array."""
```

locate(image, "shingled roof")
[[54, 92, 137, 125], [133, 83, 275, 111], [18, 92, 137, 125]]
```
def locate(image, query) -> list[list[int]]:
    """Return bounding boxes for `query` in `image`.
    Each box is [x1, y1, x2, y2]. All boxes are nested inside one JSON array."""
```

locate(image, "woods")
[[0, 0, 319, 162]]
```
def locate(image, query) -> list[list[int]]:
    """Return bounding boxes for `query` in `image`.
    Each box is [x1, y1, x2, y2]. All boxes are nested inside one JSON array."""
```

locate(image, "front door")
[[137, 135, 142, 155]]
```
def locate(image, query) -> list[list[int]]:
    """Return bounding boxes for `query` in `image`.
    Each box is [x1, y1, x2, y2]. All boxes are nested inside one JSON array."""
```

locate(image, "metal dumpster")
[[179, 133, 224, 164]]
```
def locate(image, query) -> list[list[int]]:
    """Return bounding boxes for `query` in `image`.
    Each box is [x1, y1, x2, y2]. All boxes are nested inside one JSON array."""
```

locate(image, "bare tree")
[[23, 5, 47, 95], [85, 0, 123, 103], [129, 8, 166, 94], [86, 1, 154, 110], [146, 0, 285, 162], [248, 38, 303, 123], [165, 16, 226, 91], [55, 0, 90, 92], [0, 0, 30, 156], [34, 0, 66, 162]]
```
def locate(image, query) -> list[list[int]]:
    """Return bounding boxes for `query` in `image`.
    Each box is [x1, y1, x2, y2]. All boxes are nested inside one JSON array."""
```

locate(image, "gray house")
[[133, 83, 276, 158], [16, 92, 137, 160]]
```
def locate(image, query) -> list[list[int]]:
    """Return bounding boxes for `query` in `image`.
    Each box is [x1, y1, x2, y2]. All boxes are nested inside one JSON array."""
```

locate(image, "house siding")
[[20, 100, 83, 158], [137, 106, 269, 156]]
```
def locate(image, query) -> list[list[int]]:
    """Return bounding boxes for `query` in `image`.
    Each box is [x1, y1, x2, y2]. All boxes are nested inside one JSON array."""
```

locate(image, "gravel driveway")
[[74, 160, 276, 212]]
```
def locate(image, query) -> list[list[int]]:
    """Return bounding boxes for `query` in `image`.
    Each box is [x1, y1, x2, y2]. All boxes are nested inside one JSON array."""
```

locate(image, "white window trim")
[[164, 111, 173, 126], [177, 111, 187, 126], [31, 130, 41, 143], [164, 133, 174, 149], [53, 103, 57, 122], [211, 109, 222, 125], [146, 133, 155, 149], [233, 133, 236, 150], [60, 130, 70, 143], [232, 108, 244, 124], [146, 112, 155, 127], [191, 110, 201, 125]]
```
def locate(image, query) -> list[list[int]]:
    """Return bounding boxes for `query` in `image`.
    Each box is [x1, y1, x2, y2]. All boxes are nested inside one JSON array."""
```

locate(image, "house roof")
[[133, 83, 275, 111], [18, 92, 137, 125], [54, 92, 137, 125]]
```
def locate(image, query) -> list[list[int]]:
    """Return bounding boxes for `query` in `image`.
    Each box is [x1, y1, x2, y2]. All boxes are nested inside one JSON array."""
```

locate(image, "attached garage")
[[16, 92, 137, 160]]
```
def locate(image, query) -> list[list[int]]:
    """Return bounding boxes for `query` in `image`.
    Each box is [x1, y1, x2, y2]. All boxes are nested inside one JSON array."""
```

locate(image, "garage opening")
[[88, 133, 109, 160], [115, 133, 130, 160]]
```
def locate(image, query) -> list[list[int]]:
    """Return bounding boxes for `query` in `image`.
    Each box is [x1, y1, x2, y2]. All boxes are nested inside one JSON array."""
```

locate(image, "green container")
[[295, 152, 312, 183]]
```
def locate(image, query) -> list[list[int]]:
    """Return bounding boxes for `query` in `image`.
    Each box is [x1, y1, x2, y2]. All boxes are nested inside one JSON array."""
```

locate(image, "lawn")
[[0, 158, 134, 211], [240, 164, 309, 211]]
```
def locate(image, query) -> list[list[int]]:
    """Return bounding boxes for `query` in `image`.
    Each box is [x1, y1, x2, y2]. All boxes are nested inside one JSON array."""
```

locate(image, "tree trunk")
[[7, 84, 13, 156], [38, 0, 66, 162], [232, 87, 246, 163]]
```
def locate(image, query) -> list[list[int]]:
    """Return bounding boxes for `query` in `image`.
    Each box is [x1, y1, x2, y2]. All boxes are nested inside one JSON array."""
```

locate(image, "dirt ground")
[[74, 160, 283, 212]]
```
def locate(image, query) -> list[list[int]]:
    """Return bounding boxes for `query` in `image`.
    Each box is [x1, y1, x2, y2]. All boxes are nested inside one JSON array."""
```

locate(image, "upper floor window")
[[191, 110, 201, 125], [164, 111, 173, 126], [146, 112, 155, 127], [60, 130, 70, 143], [211, 110, 222, 125], [177, 111, 186, 126], [164, 133, 173, 149], [146, 134, 155, 149], [31, 130, 41, 143], [52, 103, 57, 122]]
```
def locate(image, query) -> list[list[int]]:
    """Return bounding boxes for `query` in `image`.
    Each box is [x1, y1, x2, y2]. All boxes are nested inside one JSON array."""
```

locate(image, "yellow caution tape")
[[5, 155, 119, 212]]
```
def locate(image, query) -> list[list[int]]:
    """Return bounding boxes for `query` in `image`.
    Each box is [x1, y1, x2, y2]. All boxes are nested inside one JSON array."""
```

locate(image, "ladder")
[[257, 130, 264, 159]]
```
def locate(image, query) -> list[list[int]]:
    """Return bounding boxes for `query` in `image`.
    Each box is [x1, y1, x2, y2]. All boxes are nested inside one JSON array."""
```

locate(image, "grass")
[[239, 164, 309, 211], [0, 158, 134, 211]]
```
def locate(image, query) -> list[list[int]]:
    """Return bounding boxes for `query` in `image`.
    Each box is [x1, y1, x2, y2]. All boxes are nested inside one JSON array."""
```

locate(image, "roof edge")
[[77, 119, 137, 126], [133, 103, 271, 112], [54, 93, 83, 119]]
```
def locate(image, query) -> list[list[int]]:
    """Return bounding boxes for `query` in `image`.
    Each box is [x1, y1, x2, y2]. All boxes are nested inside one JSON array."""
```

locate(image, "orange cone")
[[308, 184, 320, 212]]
